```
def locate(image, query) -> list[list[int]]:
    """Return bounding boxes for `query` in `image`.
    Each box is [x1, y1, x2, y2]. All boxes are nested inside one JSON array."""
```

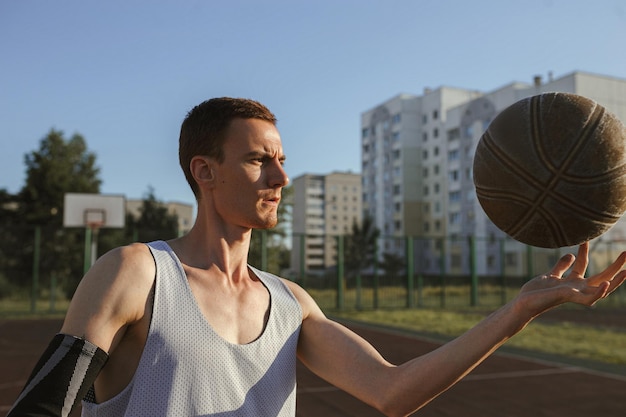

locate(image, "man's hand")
[[516, 242, 626, 318]]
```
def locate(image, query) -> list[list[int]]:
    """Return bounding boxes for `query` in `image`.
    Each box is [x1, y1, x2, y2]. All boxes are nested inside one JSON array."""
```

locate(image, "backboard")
[[63, 193, 126, 229]]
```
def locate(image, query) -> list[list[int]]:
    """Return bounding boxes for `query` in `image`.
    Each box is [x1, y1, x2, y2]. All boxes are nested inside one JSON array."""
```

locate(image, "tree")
[[14, 129, 101, 296], [20, 129, 101, 224], [131, 187, 179, 243], [380, 251, 405, 281], [344, 214, 380, 278], [0, 189, 21, 298]]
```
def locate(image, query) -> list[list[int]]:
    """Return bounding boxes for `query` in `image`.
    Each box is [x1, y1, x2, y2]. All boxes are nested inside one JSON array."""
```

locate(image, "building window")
[[505, 252, 518, 267], [423, 132, 428, 142], [433, 109, 439, 120], [362, 127, 369, 138]]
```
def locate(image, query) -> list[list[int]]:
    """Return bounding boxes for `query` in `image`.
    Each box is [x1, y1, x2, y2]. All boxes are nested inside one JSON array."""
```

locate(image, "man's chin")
[[252, 218, 278, 230]]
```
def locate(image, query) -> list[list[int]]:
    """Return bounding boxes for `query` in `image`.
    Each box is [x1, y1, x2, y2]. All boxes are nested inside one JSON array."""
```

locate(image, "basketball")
[[473, 92, 626, 248]]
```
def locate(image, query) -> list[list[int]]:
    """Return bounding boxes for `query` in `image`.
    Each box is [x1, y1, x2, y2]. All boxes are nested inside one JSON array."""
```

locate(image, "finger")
[[569, 242, 589, 277], [551, 253, 576, 277], [587, 251, 626, 286], [604, 269, 626, 296]]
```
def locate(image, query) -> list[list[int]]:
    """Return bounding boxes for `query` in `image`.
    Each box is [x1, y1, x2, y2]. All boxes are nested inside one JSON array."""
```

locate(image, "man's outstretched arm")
[[293, 243, 626, 417]]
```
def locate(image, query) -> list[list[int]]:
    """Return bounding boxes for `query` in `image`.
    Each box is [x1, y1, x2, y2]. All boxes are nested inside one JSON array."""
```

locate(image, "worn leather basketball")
[[473, 92, 626, 248]]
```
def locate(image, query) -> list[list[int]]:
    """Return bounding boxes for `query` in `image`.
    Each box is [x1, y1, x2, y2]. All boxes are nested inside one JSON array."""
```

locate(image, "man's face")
[[211, 118, 288, 230]]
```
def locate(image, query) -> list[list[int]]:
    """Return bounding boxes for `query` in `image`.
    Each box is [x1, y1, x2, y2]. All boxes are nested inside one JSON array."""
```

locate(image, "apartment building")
[[291, 171, 362, 276], [362, 71, 626, 276]]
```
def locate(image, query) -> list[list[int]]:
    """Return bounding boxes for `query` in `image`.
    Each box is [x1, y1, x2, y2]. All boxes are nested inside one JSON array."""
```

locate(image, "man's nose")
[[269, 159, 289, 188]]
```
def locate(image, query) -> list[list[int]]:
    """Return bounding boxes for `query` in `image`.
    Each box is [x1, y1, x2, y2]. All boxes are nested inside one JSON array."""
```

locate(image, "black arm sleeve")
[[7, 333, 108, 417]]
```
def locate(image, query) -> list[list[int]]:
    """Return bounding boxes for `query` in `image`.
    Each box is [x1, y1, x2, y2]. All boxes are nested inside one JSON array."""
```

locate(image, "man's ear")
[[190, 156, 215, 188]]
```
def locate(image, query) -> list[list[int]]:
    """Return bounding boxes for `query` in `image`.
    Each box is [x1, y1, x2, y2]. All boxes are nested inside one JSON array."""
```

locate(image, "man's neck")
[[168, 219, 252, 276]]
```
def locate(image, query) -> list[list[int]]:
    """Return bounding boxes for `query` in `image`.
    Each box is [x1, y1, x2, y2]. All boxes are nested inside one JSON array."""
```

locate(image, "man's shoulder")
[[87, 242, 156, 291]]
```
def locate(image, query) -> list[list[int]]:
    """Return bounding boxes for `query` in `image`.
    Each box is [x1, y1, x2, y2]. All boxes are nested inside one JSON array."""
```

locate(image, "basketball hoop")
[[63, 193, 125, 274], [84, 209, 106, 231]]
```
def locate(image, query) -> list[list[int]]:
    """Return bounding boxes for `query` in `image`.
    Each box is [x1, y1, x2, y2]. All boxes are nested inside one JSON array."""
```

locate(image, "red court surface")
[[2, 316, 625, 416]]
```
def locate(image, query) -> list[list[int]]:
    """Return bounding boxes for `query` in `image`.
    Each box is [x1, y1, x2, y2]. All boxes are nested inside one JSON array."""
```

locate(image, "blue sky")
[[1, 0, 625, 207]]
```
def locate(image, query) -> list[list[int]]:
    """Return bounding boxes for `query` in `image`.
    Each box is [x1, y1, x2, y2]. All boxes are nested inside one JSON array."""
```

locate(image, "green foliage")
[[5, 130, 102, 298], [20, 129, 101, 224], [380, 251, 405, 280], [133, 187, 179, 242], [344, 214, 380, 278]]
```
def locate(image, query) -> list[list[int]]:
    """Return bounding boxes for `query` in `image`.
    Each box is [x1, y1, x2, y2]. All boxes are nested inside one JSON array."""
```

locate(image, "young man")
[[8, 97, 626, 417]]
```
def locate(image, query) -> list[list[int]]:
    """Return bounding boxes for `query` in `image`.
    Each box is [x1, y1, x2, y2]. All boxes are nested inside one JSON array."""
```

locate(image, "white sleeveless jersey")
[[82, 240, 303, 416]]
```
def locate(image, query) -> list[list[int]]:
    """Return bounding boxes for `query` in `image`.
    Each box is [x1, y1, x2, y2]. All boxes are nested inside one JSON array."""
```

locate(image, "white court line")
[[494, 350, 626, 382], [463, 367, 579, 381], [298, 386, 341, 394]]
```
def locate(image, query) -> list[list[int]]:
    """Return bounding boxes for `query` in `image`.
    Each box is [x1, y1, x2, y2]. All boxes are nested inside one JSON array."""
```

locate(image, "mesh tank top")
[[82, 240, 303, 416]]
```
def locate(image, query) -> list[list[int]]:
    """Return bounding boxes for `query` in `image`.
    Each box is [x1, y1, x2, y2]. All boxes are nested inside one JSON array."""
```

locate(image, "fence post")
[[416, 238, 423, 307], [406, 236, 415, 308], [526, 244, 533, 282], [469, 235, 478, 307], [439, 237, 446, 308], [50, 273, 57, 313], [83, 227, 92, 275], [299, 234, 305, 285], [356, 272, 362, 310], [373, 241, 379, 310], [500, 238, 506, 305], [30, 226, 41, 313], [336, 235, 345, 310]]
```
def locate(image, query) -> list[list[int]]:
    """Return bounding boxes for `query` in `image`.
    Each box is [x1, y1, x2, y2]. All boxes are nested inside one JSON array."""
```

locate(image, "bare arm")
[[293, 243, 626, 417], [60, 243, 155, 353], [7, 243, 155, 416]]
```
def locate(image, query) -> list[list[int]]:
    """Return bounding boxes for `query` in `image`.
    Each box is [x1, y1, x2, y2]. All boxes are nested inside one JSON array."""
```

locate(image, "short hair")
[[179, 97, 277, 199]]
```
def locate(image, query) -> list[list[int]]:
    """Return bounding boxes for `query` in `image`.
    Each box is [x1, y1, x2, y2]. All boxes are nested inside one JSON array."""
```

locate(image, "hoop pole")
[[84, 227, 92, 275], [91, 227, 100, 267]]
